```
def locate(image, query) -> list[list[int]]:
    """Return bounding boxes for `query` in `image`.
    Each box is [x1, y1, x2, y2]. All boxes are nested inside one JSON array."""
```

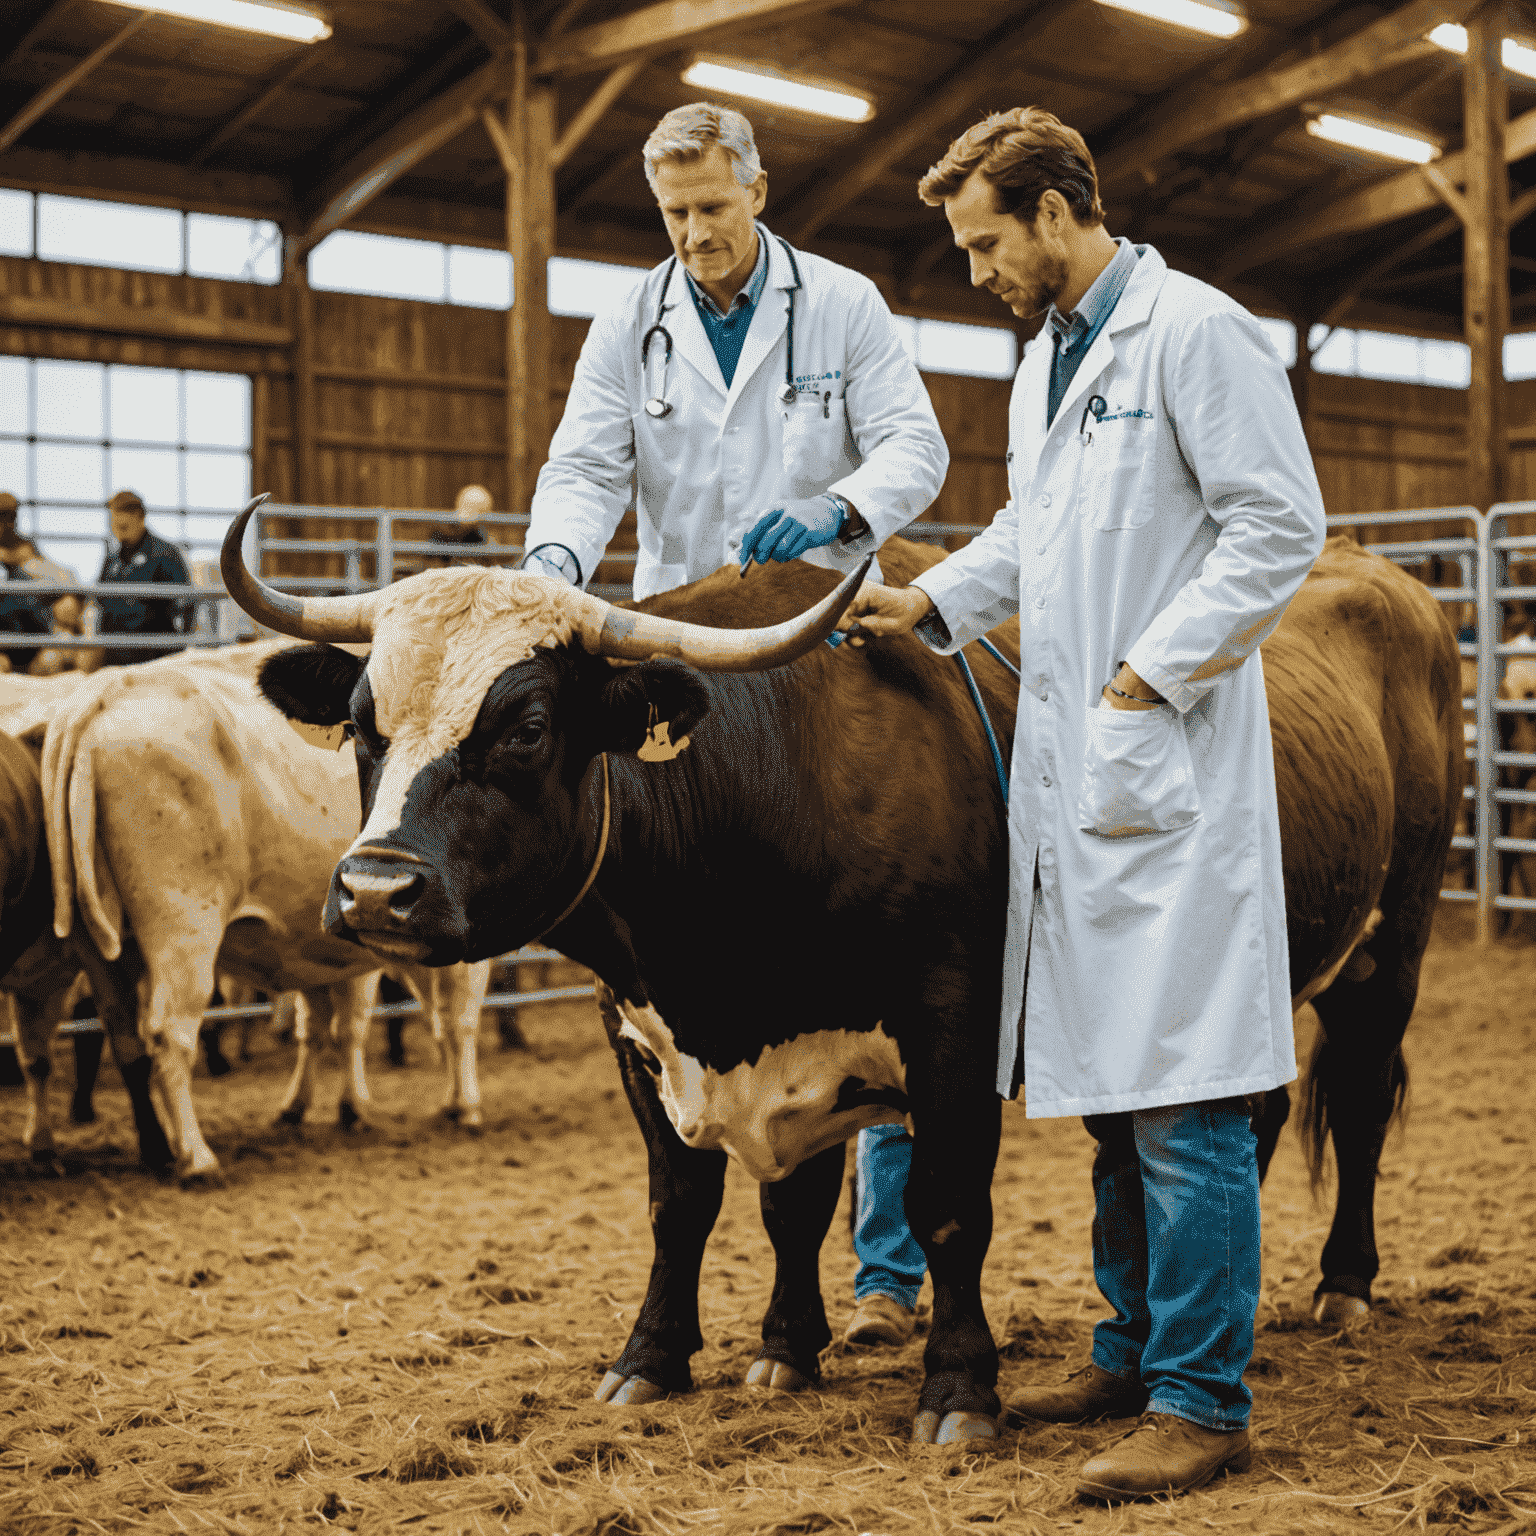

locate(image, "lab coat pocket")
[[1083, 416, 1157, 531], [1077, 704, 1202, 838], [782, 395, 852, 498]]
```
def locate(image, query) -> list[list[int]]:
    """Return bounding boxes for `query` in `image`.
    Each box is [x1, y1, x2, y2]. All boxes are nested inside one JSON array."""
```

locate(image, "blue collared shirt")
[[1046, 236, 1139, 427], [684, 226, 771, 389]]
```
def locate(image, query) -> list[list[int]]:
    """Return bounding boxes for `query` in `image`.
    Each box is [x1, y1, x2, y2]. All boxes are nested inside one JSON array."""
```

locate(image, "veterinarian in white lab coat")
[[524, 102, 947, 600], [843, 108, 1326, 1501]]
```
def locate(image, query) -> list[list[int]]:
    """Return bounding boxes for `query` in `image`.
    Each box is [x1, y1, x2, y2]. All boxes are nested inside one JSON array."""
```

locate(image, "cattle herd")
[[1, 498, 1465, 1448]]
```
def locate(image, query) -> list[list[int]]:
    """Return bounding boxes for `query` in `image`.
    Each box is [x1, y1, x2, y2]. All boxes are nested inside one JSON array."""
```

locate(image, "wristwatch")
[[521, 543, 583, 586], [827, 493, 868, 544]]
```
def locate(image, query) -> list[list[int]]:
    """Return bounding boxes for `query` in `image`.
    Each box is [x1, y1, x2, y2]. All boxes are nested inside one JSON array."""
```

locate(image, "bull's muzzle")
[[328, 852, 433, 961]]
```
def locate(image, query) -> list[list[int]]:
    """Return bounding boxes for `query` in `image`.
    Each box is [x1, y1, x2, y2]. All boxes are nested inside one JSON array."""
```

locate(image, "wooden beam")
[[535, 0, 843, 78], [1221, 102, 1536, 275], [1512, 181, 1536, 226], [508, 14, 557, 513], [294, 55, 510, 258], [551, 58, 644, 169], [481, 106, 517, 176], [543, 0, 591, 35], [1421, 161, 1471, 225], [1464, 2, 1509, 511], [0, 8, 151, 156], [188, 47, 323, 169], [1093, 0, 1485, 193], [0, 292, 291, 346], [1367, 259, 1466, 290], [779, 0, 1079, 246], [2, 0, 76, 70], [286, 257, 317, 505], [441, 0, 515, 52]]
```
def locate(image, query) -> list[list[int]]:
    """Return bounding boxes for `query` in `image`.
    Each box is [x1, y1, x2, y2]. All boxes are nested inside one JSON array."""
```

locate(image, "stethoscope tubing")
[[643, 237, 804, 417]]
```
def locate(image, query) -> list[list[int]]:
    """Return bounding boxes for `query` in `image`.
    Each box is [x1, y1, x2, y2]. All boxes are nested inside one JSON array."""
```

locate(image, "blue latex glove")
[[740, 495, 845, 569]]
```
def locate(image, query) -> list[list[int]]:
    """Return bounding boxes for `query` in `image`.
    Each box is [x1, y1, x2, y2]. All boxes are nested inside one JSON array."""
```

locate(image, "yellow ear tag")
[[285, 717, 349, 751], [637, 706, 689, 762]]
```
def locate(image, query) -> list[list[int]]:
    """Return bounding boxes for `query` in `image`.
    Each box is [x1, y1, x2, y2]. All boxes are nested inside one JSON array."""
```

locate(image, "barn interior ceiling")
[[4, 0, 1536, 336]]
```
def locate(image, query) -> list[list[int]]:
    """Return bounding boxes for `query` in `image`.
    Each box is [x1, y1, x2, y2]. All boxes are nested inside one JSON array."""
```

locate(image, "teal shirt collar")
[[1046, 236, 1139, 354]]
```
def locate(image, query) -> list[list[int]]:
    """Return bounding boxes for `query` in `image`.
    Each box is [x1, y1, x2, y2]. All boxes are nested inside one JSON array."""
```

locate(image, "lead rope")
[[955, 649, 1011, 803], [533, 752, 611, 942]]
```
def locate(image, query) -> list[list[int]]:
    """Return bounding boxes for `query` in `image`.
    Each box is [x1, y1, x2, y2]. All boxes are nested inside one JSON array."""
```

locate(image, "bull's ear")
[[257, 644, 365, 726], [597, 660, 711, 756]]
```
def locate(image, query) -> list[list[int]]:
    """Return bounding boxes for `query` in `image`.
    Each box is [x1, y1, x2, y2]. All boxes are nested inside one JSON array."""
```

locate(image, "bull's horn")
[[572, 555, 875, 672], [220, 494, 379, 643]]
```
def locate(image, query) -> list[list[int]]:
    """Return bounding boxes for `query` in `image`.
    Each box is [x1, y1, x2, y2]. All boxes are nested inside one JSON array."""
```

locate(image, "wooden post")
[[285, 248, 318, 506], [1465, 0, 1510, 512], [251, 371, 270, 499], [507, 7, 557, 516]]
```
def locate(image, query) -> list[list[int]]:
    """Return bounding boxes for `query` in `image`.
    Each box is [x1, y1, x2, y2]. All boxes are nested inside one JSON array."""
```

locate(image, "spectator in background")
[[429, 484, 492, 564], [96, 490, 192, 667], [0, 491, 83, 674]]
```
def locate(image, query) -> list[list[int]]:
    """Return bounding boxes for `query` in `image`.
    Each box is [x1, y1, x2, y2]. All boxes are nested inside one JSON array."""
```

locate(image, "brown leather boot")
[[1076, 1412, 1252, 1500], [1004, 1363, 1149, 1425]]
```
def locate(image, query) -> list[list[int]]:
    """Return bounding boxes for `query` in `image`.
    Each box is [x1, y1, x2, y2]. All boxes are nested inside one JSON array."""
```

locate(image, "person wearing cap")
[[96, 491, 192, 667]]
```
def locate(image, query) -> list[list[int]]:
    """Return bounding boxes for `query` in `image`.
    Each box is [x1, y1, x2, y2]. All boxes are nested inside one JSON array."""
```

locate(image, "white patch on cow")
[[346, 568, 590, 853], [616, 999, 909, 1183]]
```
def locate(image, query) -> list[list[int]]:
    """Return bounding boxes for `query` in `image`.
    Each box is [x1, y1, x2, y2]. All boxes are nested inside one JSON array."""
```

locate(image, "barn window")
[[0, 359, 251, 584], [892, 315, 1018, 379]]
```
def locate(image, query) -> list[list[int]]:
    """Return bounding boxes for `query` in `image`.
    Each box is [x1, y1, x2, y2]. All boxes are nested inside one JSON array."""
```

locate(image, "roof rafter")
[[440, 0, 514, 53], [188, 46, 324, 168], [1221, 103, 1536, 276], [1093, 0, 1485, 193], [0, 7, 150, 157], [534, 0, 845, 78], [293, 54, 511, 259], [776, 0, 1080, 247]]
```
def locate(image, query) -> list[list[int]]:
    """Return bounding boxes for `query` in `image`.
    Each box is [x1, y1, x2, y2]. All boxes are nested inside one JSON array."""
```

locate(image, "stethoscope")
[[642, 236, 804, 418]]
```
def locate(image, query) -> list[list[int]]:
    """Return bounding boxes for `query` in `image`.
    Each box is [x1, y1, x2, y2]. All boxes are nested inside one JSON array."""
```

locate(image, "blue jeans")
[[1085, 1098, 1260, 1432], [853, 1124, 926, 1309]]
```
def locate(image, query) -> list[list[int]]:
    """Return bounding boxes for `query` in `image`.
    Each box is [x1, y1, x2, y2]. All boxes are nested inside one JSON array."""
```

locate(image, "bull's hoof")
[[69, 1100, 96, 1125], [745, 1358, 815, 1393], [338, 1101, 370, 1132], [176, 1155, 225, 1188], [1314, 1290, 1371, 1326], [275, 1105, 305, 1127], [912, 1410, 999, 1446], [594, 1370, 666, 1406]]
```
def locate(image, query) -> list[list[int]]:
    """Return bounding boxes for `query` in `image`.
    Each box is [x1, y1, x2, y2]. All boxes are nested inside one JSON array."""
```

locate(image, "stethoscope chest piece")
[[645, 397, 673, 418]]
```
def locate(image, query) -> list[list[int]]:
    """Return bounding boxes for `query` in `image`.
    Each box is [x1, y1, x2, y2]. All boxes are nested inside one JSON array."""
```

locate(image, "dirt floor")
[[2, 909, 1534, 1536]]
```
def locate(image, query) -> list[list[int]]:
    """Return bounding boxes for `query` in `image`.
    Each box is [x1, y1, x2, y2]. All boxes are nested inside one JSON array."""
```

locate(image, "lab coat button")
[[1036, 544, 1046, 556], [1039, 493, 1051, 507], [1006, 451, 1014, 464], [1041, 775, 1051, 788], [1034, 597, 1045, 609]]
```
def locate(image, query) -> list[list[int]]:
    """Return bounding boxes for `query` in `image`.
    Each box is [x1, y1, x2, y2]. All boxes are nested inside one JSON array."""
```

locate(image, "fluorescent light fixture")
[[1094, 0, 1246, 39], [101, 0, 330, 42], [1427, 22, 1536, 81], [681, 61, 872, 122], [1305, 113, 1438, 164]]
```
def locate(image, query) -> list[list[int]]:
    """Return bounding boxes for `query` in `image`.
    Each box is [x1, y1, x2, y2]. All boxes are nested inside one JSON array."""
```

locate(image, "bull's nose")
[[337, 865, 422, 927]]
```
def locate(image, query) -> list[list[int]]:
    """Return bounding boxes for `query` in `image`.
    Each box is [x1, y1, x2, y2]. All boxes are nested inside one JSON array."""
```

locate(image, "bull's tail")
[[1299, 1026, 1409, 1192], [40, 671, 126, 958]]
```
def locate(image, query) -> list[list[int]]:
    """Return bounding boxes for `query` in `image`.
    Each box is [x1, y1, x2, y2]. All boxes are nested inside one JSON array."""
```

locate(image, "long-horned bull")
[[223, 495, 1016, 1447]]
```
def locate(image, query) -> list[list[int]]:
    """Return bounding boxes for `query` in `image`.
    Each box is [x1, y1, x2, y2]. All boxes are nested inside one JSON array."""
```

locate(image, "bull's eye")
[[511, 723, 544, 749]]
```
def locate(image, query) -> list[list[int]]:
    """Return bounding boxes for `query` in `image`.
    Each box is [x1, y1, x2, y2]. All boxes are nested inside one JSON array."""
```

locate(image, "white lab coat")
[[528, 224, 948, 599], [914, 246, 1326, 1117]]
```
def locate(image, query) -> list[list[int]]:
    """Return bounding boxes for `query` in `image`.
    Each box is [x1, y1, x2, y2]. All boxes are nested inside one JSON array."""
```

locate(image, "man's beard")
[[1013, 249, 1070, 319]]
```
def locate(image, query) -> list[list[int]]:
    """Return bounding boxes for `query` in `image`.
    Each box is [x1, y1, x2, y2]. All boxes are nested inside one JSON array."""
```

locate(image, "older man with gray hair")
[[525, 101, 949, 1365], [525, 100, 947, 597]]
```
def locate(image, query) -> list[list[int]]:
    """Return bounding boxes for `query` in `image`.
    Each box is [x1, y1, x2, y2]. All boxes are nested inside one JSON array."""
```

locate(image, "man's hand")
[[740, 496, 845, 568], [835, 582, 935, 644], [1101, 662, 1164, 711]]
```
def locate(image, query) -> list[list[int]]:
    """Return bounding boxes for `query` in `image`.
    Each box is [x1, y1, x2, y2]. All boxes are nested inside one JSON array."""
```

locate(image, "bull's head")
[[221, 497, 868, 965]]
